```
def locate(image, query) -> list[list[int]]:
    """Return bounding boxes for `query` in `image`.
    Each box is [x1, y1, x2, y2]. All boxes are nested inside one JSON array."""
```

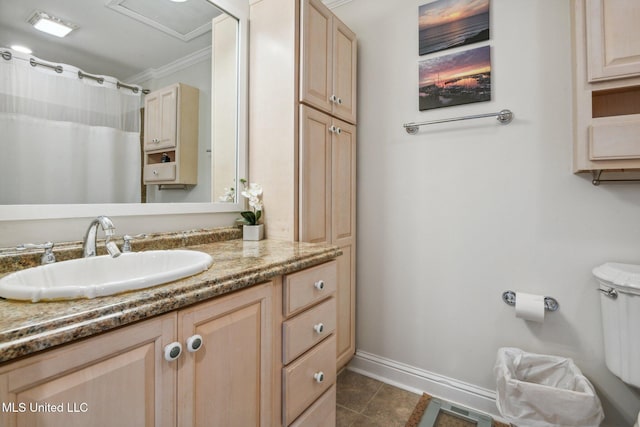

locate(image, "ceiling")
[[0, 0, 225, 81]]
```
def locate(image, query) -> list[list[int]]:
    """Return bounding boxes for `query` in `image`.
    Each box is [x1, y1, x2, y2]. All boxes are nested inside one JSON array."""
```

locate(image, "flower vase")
[[243, 224, 264, 241]]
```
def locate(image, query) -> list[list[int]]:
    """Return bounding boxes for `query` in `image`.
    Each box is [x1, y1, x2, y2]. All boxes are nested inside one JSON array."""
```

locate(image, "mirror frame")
[[0, 0, 248, 222]]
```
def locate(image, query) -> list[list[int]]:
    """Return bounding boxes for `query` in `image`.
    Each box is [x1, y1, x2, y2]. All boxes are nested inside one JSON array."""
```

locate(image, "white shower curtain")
[[0, 49, 142, 204]]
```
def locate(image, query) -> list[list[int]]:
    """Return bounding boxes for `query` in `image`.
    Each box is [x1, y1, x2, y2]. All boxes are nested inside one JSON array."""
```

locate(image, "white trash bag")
[[494, 347, 604, 427]]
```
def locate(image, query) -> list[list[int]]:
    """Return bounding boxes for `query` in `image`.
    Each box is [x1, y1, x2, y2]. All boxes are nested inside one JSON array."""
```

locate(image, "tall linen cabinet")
[[249, 0, 357, 370]]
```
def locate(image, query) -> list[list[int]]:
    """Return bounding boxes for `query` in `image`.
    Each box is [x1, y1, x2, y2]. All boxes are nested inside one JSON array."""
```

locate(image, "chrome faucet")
[[83, 216, 121, 258], [17, 241, 56, 265]]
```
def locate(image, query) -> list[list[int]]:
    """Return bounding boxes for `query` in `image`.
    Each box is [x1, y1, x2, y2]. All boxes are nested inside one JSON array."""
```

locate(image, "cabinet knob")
[[336, 97, 343, 105], [313, 323, 325, 334], [153, 170, 159, 175], [329, 125, 342, 135], [329, 94, 338, 103], [186, 334, 204, 352], [313, 372, 325, 383], [164, 342, 183, 362], [314, 280, 325, 291]]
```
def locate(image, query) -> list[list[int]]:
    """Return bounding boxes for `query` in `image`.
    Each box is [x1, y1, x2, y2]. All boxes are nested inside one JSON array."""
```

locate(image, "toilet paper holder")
[[502, 291, 559, 312]]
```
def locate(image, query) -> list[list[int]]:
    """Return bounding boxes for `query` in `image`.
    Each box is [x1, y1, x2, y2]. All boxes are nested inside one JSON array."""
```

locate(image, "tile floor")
[[336, 369, 421, 427]]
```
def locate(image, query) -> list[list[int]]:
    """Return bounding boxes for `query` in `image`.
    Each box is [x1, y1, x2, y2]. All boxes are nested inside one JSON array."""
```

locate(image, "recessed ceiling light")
[[11, 45, 33, 54], [27, 11, 78, 38]]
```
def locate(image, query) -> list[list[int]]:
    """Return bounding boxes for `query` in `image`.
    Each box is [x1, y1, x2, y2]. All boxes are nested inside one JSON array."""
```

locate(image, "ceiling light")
[[169, 0, 189, 2], [11, 45, 33, 54], [27, 11, 78, 38]]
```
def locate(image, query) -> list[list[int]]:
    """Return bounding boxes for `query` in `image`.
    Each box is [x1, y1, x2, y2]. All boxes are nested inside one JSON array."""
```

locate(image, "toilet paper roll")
[[515, 292, 545, 322]]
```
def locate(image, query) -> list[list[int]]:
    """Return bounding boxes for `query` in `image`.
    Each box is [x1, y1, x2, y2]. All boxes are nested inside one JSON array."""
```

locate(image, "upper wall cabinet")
[[144, 83, 199, 185], [586, 0, 640, 82], [300, 0, 357, 124], [573, 0, 640, 173]]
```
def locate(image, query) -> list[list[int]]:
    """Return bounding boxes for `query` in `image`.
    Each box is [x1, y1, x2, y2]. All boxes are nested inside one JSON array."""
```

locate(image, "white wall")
[[334, 0, 640, 425]]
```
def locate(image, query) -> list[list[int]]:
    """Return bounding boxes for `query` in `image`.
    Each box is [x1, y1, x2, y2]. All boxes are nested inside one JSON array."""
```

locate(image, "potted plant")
[[237, 179, 264, 241]]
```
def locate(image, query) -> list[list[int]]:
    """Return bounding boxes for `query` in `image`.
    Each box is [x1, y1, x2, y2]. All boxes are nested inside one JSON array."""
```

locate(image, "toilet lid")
[[593, 263, 640, 294]]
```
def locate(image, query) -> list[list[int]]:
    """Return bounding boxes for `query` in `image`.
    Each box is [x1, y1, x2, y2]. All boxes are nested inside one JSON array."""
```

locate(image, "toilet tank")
[[593, 262, 640, 388]]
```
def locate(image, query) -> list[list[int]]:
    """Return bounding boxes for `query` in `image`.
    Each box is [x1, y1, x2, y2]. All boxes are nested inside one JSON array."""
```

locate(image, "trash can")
[[494, 347, 604, 427]]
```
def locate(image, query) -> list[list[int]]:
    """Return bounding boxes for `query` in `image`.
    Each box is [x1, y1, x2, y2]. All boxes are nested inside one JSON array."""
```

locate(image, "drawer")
[[144, 163, 176, 182], [283, 334, 336, 426], [289, 384, 336, 427], [284, 261, 337, 317], [589, 114, 640, 160], [283, 297, 336, 364]]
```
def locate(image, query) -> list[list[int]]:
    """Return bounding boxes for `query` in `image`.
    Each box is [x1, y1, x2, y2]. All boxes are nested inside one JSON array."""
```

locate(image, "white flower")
[[248, 196, 263, 211], [238, 180, 264, 226], [241, 183, 263, 200], [218, 187, 235, 202]]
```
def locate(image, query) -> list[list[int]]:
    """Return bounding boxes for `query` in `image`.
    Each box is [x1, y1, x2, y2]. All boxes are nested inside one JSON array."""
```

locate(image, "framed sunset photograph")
[[419, 0, 490, 56], [418, 45, 491, 111]]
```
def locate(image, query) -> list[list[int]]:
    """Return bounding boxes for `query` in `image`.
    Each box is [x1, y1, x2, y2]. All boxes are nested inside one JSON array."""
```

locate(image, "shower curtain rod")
[[1, 49, 149, 94]]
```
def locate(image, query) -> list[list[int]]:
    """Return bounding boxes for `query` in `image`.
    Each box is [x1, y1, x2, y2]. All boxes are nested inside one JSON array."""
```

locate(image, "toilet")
[[593, 262, 640, 426]]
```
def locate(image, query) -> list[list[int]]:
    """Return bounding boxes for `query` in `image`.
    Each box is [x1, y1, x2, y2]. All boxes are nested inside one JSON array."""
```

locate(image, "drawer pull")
[[186, 334, 203, 352], [314, 280, 325, 291], [313, 372, 325, 383], [164, 342, 182, 362], [313, 323, 325, 334]]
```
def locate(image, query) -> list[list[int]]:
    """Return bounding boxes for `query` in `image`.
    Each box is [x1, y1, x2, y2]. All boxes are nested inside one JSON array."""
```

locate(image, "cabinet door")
[[331, 119, 355, 247], [300, 0, 333, 115], [332, 19, 357, 124], [177, 282, 274, 427], [144, 85, 178, 151], [586, 0, 640, 81], [331, 119, 356, 368], [0, 314, 176, 427], [300, 105, 332, 244]]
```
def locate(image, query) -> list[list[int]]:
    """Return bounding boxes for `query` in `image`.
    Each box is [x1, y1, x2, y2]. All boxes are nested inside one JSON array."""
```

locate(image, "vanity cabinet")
[[572, 0, 640, 173], [250, 0, 357, 371], [281, 261, 337, 426], [300, 0, 357, 124], [0, 281, 275, 427], [143, 83, 199, 185], [0, 313, 176, 427], [176, 281, 275, 427]]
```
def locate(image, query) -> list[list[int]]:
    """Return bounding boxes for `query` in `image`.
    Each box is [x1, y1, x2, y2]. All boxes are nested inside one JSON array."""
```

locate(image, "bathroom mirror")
[[0, 0, 247, 219]]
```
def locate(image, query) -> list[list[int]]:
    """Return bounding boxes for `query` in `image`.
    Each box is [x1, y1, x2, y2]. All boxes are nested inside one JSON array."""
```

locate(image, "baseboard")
[[347, 350, 508, 423]]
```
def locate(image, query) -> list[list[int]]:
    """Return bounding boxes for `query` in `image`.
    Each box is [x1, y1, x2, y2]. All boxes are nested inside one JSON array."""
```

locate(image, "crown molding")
[[322, 0, 353, 9], [127, 46, 211, 85]]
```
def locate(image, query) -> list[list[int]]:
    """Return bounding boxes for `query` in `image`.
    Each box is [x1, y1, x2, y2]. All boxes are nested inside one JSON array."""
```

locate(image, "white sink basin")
[[0, 250, 213, 302]]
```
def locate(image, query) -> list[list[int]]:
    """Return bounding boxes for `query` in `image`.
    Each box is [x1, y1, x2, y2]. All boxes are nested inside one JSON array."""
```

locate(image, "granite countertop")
[[0, 238, 341, 364]]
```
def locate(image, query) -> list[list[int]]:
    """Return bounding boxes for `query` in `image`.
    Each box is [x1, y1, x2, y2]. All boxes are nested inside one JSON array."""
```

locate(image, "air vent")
[[106, 0, 224, 41]]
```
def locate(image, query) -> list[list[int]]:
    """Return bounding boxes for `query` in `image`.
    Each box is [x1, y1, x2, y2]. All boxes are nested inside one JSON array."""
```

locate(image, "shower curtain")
[[0, 49, 142, 204]]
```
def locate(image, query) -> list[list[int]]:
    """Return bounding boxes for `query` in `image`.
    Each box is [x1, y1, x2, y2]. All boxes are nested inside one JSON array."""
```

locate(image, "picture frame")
[[418, 45, 491, 111], [419, 0, 490, 56]]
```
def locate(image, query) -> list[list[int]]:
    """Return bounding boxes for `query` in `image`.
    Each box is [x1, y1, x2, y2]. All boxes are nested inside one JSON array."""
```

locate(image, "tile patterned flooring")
[[336, 369, 421, 427]]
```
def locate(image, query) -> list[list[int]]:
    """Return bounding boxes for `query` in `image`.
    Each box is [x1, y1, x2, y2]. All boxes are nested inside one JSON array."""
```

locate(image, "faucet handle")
[[122, 233, 147, 253], [17, 241, 56, 264]]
